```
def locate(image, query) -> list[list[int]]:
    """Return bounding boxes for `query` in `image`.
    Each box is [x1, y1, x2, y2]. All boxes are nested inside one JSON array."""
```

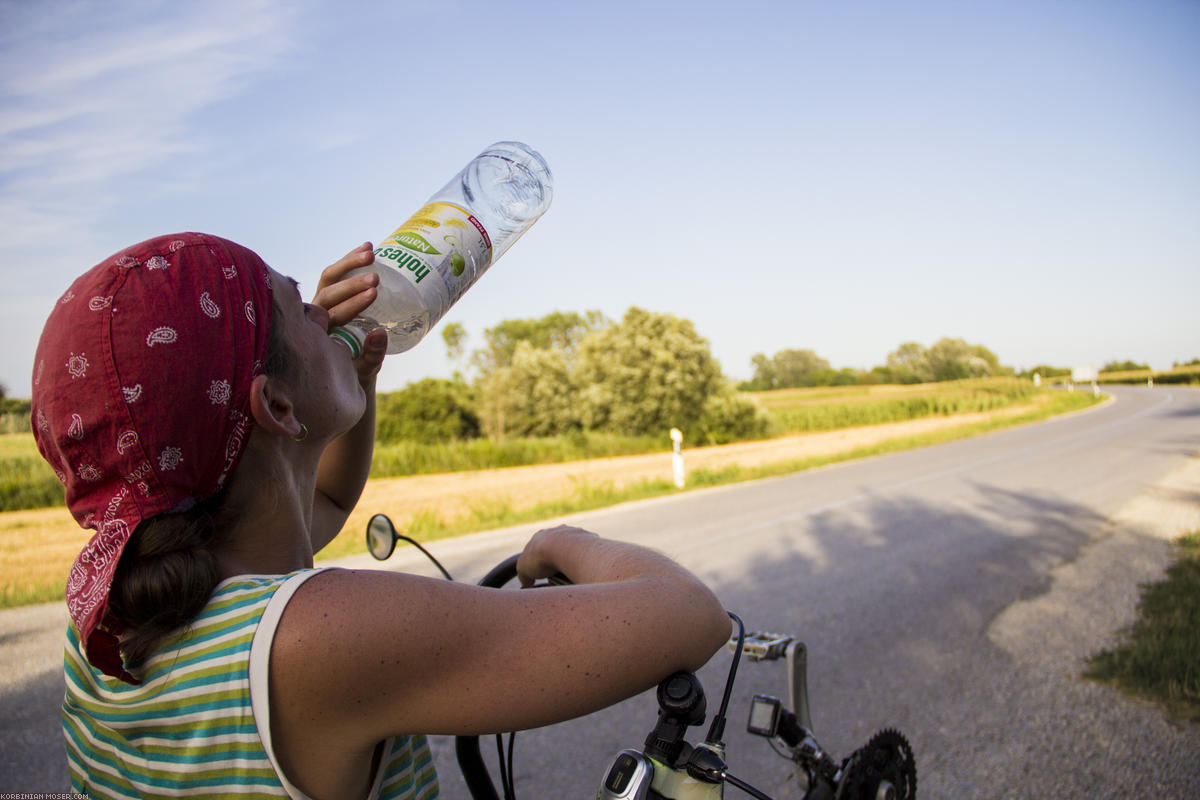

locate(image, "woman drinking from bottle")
[[32, 233, 731, 800]]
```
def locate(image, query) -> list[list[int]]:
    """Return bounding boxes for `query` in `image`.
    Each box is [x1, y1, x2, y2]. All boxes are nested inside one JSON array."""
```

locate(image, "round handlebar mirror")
[[366, 513, 398, 560]]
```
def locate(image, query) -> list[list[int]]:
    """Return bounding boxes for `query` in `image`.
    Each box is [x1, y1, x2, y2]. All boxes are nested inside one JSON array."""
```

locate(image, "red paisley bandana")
[[31, 233, 274, 683]]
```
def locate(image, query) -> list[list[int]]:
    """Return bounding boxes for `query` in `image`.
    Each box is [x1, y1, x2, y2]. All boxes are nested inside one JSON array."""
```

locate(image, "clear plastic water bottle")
[[331, 141, 553, 356]]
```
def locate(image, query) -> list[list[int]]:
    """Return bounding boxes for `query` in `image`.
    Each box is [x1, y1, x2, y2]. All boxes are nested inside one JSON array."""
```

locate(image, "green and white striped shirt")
[[63, 570, 439, 799]]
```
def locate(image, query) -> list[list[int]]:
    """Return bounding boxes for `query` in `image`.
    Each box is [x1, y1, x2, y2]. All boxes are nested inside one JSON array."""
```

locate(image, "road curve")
[[3, 386, 1198, 797]]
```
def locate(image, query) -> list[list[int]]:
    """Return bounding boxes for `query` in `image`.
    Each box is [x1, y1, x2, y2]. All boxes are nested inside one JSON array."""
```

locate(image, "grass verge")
[[1084, 532, 1200, 721], [1, 577, 65, 608]]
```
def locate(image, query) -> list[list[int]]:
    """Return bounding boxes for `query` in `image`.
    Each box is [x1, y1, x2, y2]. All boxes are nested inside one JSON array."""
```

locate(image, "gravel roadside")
[[979, 454, 1200, 798]]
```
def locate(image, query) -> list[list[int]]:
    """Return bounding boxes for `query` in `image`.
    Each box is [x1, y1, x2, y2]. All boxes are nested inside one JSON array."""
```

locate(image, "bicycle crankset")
[[836, 728, 917, 800]]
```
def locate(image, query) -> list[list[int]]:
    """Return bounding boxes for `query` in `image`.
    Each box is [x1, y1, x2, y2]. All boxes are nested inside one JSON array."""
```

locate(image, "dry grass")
[[0, 506, 82, 605]]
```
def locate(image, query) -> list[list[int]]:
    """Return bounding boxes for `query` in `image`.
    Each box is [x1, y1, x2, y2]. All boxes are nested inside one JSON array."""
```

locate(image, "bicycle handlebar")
[[366, 516, 916, 799]]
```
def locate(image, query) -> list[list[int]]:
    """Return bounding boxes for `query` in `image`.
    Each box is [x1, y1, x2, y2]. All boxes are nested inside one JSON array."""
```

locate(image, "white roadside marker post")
[[670, 427, 685, 489]]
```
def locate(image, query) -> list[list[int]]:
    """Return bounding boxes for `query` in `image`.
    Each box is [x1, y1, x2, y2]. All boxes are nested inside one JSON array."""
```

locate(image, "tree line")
[[741, 348, 1200, 392], [740, 338, 1010, 391]]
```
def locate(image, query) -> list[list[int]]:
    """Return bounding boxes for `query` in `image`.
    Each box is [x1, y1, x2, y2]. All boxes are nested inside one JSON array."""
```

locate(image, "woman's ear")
[[248, 374, 302, 439]]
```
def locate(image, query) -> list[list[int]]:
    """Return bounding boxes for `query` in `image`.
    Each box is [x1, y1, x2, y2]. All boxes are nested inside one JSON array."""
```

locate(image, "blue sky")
[[2, 0, 1197, 395]]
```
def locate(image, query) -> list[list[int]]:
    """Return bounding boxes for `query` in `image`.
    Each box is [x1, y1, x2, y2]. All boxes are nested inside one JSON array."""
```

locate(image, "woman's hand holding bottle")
[[315, 242, 388, 385]]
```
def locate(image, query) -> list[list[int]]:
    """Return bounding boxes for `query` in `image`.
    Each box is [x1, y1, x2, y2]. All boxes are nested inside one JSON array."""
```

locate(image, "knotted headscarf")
[[31, 233, 274, 682]]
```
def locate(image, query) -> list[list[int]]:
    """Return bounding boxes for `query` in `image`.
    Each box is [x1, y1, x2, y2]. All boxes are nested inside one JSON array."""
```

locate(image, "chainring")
[[835, 728, 917, 800]]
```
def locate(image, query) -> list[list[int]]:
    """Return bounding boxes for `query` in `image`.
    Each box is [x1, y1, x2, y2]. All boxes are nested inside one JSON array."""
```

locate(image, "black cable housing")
[[706, 611, 745, 744], [724, 771, 775, 799], [395, 533, 454, 581]]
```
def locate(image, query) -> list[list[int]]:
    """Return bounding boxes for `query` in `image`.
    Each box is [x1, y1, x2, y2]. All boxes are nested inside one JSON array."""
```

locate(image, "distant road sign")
[[1072, 364, 1098, 382]]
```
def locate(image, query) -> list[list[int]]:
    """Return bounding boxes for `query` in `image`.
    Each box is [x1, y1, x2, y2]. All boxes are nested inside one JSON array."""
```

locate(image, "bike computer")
[[747, 695, 782, 738]]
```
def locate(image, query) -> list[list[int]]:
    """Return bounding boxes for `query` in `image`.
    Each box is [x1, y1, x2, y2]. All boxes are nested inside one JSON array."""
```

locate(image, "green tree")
[[575, 307, 724, 437], [925, 337, 1000, 381], [471, 310, 605, 436], [441, 321, 468, 362], [886, 338, 1006, 383], [376, 378, 480, 443], [441, 321, 469, 381], [695, 383, 771, 444], [1101, 359, 1151, 373], [886, 341, 931, 384], [471, 310, 607, 377], [478, 343, 579, 439], [773, 349, 832, 388], [745, 348, 838, 389], [745, 353, 777, 391]]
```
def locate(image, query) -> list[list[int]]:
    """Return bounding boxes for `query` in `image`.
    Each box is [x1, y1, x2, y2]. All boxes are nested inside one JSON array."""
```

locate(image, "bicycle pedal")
[[728, 631, 794, 661]]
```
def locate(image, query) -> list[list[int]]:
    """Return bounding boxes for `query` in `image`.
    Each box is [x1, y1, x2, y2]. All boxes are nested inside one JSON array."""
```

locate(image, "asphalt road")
[[3, 386, 1198, 797]]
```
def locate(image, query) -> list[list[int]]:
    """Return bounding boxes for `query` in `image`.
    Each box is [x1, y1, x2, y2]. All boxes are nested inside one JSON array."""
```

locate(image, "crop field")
[[749, 377, 1039, 433]]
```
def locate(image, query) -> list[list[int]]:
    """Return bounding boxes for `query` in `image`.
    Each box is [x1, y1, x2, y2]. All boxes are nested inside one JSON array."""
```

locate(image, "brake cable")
[[706, 611, 745, 745]]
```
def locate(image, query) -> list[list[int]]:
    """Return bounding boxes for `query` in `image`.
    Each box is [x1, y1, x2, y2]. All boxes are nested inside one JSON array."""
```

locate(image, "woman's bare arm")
[[271, 527, 730, 744]]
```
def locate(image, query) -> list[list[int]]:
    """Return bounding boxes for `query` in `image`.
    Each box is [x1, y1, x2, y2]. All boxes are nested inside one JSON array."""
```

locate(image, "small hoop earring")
[[293, 423, 308, 442]]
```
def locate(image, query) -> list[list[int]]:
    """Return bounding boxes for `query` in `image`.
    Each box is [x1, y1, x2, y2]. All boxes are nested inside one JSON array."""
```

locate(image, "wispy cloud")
[[0, 0, 298, 246]]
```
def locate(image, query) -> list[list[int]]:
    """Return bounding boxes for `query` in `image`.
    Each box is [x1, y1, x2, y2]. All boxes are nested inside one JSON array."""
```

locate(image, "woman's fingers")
[[314, 243, 378, 325], [315, 276, 378, 326], [320, 242, 374, 283]]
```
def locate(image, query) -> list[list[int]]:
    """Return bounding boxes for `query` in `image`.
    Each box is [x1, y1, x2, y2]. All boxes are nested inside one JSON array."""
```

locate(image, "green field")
[[753, 377, 1038, 433]]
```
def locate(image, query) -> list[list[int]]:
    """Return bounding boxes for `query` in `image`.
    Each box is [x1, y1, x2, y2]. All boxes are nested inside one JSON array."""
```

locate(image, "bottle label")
[[375, 202, 493, 322]]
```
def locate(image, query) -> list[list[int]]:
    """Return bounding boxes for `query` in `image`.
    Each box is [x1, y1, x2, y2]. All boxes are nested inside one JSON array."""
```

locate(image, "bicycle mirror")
[[366, 514, 399, 560]]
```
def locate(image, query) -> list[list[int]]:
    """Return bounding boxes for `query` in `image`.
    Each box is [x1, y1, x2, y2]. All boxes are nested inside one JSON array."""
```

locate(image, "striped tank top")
[[62, 569, 439, 799]]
